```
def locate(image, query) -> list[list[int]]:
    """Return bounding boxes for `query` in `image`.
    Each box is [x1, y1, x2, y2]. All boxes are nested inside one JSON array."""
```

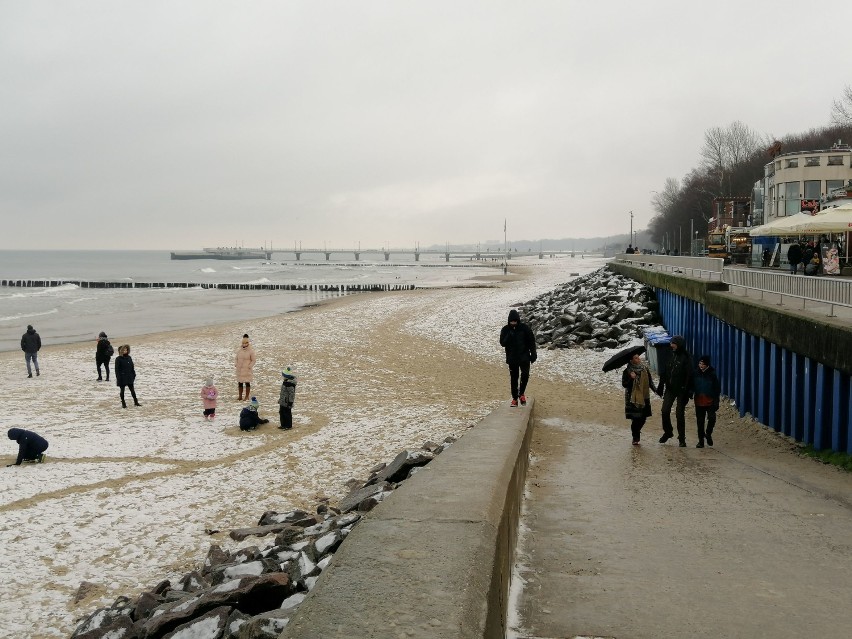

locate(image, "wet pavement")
[[509, 399, 852, 639]]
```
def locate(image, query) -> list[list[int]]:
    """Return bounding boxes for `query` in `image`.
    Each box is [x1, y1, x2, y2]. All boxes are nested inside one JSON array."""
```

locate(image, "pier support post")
[[325, 253, 331, 261], [384, 252, 390, 261]]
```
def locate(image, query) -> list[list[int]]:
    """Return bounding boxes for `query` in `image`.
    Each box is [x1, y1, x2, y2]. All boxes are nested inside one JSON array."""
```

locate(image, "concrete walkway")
[[510, 396, 852, 639]]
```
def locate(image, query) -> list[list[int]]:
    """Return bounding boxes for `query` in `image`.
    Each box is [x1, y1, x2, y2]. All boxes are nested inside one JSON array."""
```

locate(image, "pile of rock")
[[518, 268, 660, 350], [70, 437, 455, 639]]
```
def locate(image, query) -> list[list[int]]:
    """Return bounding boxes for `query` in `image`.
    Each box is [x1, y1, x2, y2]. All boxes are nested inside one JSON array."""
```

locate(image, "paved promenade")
[[510, 386, 852, 639]]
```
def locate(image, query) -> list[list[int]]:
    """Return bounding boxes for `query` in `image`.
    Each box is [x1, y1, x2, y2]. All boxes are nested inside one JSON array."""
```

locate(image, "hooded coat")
[[21, 327, 41, 354], [201, 384, 219, 409], [499, 309, 537, 366], [96, 337, 113, 364], [115, 351, 136, 387], [235, 344, 257, 383], [658, 335, 692, 397], [7, 428, 49, 465]]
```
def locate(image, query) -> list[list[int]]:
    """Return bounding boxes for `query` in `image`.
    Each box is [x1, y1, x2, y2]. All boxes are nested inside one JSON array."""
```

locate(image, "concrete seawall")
[[281, 399, 536, 639]]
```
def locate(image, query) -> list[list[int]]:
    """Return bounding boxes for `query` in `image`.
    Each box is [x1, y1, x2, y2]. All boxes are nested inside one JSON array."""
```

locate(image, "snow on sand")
[[0, 256, 613, 638]]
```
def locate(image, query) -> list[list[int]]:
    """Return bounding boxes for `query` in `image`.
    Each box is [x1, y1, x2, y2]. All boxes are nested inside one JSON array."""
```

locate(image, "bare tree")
[[699, 121, 764, 195], [830, 85, 852, 130]]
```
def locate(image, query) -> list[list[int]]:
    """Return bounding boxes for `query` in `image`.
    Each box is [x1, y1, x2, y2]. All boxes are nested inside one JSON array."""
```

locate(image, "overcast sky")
[[1, 1, 849, 250]]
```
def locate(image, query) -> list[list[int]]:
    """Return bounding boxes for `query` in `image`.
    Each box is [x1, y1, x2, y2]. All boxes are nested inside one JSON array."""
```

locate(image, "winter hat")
[[249, 397, 260, 410], [282, 366, 296, 379], [205, 377, 214, 387], [99, 331, 107, 339], [27, 325, 33, 330], [508, 309, 521, 323], [699, 355, 711, 366], [671, 335, 686, 350]]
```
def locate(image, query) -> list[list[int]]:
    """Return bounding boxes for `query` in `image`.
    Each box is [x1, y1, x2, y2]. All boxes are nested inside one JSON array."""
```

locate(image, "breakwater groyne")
[[0, 279, 416, 292]]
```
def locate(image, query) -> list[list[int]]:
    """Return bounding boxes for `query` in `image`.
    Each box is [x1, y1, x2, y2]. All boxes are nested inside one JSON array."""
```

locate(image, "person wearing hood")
[[201, 377, 219, 421], [6, 428, 48, 466], [21, 324, 41, 378], [235, 334, 257, 401], [622, 351, 658, 445], [278, 366, 297, 430], [95, 332, 114, 382], [656, 335, 693, 446], [692, 355, 721, 448], [115, 344, 141, 408], [239, 396, 269, 431], [499, 309, 537, 407]]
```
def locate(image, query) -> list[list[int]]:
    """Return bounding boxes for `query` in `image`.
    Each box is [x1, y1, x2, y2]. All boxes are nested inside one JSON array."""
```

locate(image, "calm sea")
[[0, 250, 498, 352]]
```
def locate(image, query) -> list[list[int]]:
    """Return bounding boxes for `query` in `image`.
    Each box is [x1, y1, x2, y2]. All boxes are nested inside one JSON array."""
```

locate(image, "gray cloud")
[[1, 1, 846, 249]]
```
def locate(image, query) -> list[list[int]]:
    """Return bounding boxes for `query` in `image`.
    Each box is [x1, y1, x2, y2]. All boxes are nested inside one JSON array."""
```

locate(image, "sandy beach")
[[4, 255, 838, 638], [0, 255, 605, 637]]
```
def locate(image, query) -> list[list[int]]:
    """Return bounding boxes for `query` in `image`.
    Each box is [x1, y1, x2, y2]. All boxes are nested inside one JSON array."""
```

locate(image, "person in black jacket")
[[115, 344, 141, 408], [6, 428, 49, 466], [499, 309, 537, 407], [622, 351, 658, 445], [787, 242, 802, 275], [240, 397, 269, 431], [692, 355, 721, 448], [95, 332, 114, 382], [656, 335, 693, 446], [21, 324, 42, 378]]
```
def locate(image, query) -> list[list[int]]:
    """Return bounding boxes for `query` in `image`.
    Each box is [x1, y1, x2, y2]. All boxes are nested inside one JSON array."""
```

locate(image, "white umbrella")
[[789, 203, 852, 233], [749, 212, 816, 236]]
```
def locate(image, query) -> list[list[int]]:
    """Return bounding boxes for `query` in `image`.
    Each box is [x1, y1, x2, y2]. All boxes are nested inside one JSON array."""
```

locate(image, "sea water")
[[0, 250, 499, 352]]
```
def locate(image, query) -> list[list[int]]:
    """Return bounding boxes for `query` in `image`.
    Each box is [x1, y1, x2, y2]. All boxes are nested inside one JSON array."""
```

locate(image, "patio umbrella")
[[749, 212, 817, 237], [602, 345, 646, 373], [789, 203, 852, 233]]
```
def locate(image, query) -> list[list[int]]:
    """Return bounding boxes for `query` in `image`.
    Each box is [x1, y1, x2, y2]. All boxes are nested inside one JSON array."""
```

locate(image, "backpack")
[[107, 344, 115, 357]]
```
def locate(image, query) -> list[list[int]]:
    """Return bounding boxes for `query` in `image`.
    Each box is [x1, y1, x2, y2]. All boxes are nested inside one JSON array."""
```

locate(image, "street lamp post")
[[629, 210, 633, 249]]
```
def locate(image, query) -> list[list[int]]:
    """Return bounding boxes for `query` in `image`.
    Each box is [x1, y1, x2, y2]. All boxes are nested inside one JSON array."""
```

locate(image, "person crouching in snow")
[[278, 366, 297, 430], [7, 428, 49, 466], [201, 377, 218, 421], [239, 396, 269, 431]]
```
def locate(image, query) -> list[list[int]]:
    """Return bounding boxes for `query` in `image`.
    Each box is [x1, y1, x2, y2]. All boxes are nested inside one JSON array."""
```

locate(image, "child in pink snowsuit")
[[201, 377, 218, 421]]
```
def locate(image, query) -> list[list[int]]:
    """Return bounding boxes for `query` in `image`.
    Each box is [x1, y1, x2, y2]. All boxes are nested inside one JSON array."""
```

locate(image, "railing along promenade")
[[610, 255, 852, 455], [614, 254, 852, 317], [262, 247, 579, 262]]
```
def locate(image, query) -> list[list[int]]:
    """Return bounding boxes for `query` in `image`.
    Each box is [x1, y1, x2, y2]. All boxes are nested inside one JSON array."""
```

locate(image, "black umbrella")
[[601, 345, 646, 372]]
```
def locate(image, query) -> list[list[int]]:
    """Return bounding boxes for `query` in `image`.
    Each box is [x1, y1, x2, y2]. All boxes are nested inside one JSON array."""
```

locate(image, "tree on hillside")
[[830, 85, 852, 132], [699, 121, 764, 196]]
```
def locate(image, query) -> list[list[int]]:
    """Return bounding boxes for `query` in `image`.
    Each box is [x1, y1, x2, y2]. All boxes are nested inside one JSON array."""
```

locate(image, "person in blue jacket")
[[7, 428, 49, 466], [692, 355, 721, 448]]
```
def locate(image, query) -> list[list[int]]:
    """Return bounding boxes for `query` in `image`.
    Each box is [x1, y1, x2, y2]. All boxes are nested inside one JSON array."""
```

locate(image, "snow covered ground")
[[0, 255, 619, 638]]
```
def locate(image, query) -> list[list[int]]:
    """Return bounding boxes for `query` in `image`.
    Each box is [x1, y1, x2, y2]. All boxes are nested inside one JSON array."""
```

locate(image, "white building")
[[763, 141, 852, 221]]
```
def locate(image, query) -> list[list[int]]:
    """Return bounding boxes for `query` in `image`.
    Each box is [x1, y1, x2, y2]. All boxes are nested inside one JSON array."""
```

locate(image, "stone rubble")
[[517, 267, 660, 350], [69, 435, 456, 639]]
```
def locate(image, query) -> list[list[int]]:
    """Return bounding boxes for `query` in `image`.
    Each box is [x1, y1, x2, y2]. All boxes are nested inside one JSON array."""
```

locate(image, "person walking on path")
[[278, 366, 297, 430], [656, 335, 692, 446], [787, 242, 802, 275], [239, 397, 269, 431], [235, 334, 257, 401], [201, 377, 218, 421], [622, 351, 658, 446], [6, 428, 48, 466], [499, 309, 537, 407], [21, 324, 41, 378], [95, 332, 114, 382], [115, 344, 141, 408], [692, 355, 721, 448]]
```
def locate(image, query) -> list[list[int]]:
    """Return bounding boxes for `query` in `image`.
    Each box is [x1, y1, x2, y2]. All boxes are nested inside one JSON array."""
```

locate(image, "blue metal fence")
[[656, 289, 852, 454]]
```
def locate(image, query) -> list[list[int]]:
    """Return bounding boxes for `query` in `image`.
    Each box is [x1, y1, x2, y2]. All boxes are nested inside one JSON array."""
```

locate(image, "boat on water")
[[170, 248, 272, 261]]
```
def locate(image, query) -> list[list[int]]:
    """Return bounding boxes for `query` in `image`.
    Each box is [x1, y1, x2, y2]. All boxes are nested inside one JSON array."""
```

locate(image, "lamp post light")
[[629, 210, 634, 249]]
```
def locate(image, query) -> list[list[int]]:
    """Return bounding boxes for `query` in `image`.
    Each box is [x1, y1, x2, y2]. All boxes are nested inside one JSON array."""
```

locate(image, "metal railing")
[[613, 254, 724, 281], [723, 267, 852, 317]]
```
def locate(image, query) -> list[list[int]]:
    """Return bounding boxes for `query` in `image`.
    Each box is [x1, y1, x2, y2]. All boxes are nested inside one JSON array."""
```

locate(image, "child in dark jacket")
[[692, 355, 721, 448], [239, 397, 269, 431], [278, 366, 297, 430]]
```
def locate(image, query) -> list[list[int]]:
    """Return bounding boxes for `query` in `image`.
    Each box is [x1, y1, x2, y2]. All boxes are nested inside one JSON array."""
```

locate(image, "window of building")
[[827, 156, 843, 166], [786, 158, 799, 168], [826, 179, 845, 196], [804, 180, 821, 199], [805, 157, 820, 167], [785, 181, 800, 215]]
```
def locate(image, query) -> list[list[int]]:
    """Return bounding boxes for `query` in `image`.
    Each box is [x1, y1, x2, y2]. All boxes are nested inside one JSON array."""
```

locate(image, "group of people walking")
[[622, 335, 720, 447]]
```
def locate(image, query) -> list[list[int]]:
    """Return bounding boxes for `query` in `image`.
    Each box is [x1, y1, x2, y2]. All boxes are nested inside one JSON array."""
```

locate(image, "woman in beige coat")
[[235, 334, 257, 400]]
